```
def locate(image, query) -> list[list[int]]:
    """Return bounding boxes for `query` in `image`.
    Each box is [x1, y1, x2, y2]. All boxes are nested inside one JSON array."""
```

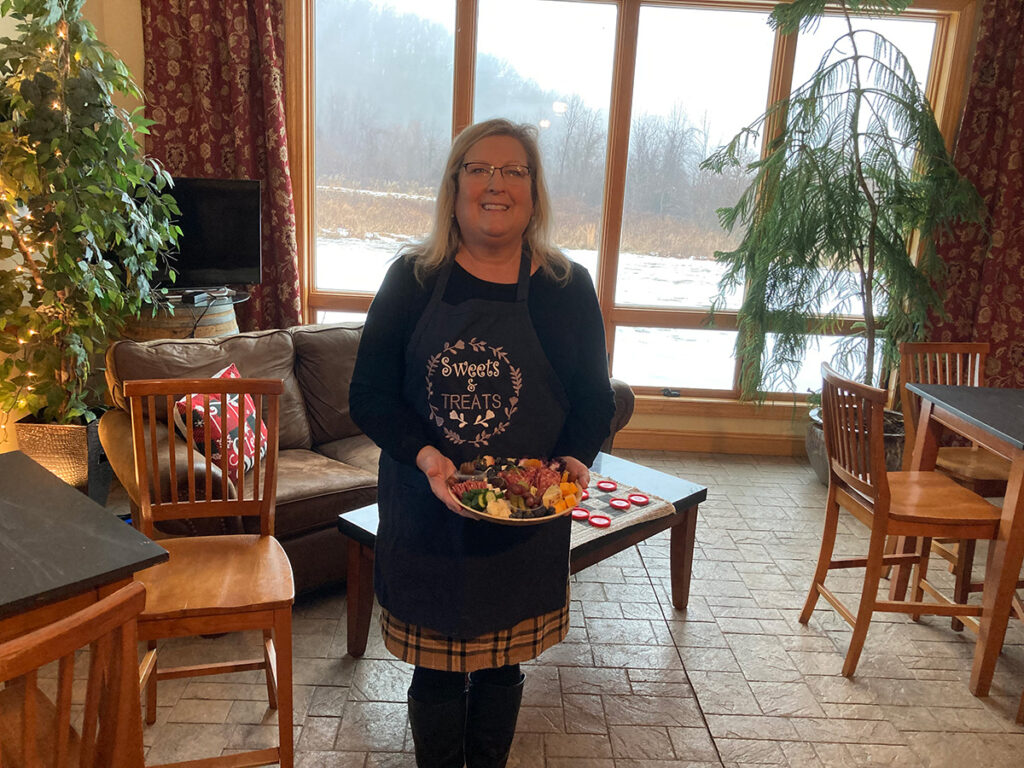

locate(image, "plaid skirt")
[[381, 585, 570, 673]]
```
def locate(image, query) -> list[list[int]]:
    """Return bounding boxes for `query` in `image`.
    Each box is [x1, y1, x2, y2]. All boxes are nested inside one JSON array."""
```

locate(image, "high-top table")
[[906, 383, 1024, 696], [337, 452, 707, 657], [0, 450, 168, 643]]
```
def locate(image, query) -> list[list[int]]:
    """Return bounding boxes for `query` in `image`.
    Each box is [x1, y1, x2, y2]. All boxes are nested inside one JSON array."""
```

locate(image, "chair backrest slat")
[[79, 632, 109, 765], [899, 342, 989, 449], [165, 395, 178, 506], [821, 363, 889, 509], [22, 671, 38, 767], [148, 394, 161, 511], [54, 655, 73, 766], [203, 393, 213, 504], [125, 378, 283, 538], [185, 398, 196, 504], [220, 386, 230, 504]]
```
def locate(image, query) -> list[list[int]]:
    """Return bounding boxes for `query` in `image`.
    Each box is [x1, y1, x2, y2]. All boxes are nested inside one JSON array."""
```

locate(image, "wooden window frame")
[[285, 0, 978, 405]]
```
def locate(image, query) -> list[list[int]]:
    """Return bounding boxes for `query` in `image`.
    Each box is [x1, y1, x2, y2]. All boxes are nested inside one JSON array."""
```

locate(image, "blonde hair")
[[402, 118, 571, 285]]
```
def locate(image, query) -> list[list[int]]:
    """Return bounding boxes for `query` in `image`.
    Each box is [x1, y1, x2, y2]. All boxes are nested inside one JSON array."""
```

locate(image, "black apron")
[[375, 252, 571, 639]]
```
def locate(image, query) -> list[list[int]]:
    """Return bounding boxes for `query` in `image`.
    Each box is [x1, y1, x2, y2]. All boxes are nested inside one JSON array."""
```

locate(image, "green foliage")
[[0, 0, 179, 424], [701, 0, 983, 399]]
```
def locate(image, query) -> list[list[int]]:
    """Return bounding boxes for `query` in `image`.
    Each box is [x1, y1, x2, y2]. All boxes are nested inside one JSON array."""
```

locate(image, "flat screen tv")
[[159, 177, 262, 289]]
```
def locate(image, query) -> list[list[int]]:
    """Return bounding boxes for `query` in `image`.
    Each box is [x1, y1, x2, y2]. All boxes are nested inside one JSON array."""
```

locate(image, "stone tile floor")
[[138, 449, 1024, 766]]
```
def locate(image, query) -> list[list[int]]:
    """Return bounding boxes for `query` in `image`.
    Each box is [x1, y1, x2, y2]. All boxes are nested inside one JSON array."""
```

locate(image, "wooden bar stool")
[[800, 364, 1002, 677], [126, 377, 294, 768], [900, 342, 1013, 630]]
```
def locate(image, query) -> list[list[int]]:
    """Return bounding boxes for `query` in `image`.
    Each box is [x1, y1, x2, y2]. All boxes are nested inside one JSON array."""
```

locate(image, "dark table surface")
[[906, 383, 1024, 450], [0, 451, 168, 621]]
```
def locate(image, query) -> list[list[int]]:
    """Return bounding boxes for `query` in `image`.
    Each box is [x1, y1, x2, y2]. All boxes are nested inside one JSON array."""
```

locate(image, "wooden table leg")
[[970, 458, 1024, 696], [890, 401, 941, 600], [346, 539, 375, 658], [669, 505, 699, 610]]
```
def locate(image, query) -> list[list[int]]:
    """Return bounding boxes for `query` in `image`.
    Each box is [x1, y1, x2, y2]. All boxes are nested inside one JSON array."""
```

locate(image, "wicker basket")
[[14, 419, 113, 505]]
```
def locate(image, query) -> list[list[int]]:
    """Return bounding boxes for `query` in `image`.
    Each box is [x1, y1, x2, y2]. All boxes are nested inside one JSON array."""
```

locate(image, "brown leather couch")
[[100, 323, 635, 595]]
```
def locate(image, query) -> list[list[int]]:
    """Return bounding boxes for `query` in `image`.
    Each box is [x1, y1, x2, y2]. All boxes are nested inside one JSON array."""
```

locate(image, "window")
[[475, 0, 616, 286], [312, 0, 455, 295], [619, 6, 773, 313], [303, 0, 976, 399]]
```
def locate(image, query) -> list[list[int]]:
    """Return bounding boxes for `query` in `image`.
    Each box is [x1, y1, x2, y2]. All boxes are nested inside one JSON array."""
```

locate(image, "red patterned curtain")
[[140, 0, 302, 330], [932, 0, 1024, 386]]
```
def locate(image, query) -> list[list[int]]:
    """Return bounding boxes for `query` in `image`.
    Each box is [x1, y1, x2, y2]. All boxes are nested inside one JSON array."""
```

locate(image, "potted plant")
[[0, 0, 178, 500], [701, 0, 983, 482]]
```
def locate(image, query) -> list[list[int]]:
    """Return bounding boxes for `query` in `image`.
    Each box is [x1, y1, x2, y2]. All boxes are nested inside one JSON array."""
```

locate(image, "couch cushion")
[[274, 448, 377, 539], [291, 323, 364, 445], [315, 433, 381, 476], [105, 329, 313, 450]]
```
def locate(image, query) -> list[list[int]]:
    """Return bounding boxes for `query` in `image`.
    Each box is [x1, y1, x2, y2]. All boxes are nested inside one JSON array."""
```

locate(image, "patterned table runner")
[[568, 472, 676, 548]]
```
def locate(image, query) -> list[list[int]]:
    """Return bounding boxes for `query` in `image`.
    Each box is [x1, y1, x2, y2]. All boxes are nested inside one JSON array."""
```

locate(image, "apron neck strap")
[[430, 250, 533, 304], [429, 255, 456, 305], [515, 250, 532, 302]]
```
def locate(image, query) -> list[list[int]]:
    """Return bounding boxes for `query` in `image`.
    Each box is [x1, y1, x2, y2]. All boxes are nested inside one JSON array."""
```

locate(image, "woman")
[[349, 118, 614, 768]]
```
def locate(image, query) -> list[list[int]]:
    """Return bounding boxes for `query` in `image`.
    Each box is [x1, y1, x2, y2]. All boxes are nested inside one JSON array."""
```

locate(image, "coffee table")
[[337, 452, 707, 656]]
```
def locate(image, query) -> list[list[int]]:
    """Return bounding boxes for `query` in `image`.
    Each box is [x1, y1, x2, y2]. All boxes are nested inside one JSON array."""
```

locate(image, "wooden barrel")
[[122, 300, 239, 341]]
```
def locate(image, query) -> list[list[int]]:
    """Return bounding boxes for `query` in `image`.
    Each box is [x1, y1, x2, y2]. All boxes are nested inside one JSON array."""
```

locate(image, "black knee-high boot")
[[407, 689, 467, 768], [464, 671, 525, 768]]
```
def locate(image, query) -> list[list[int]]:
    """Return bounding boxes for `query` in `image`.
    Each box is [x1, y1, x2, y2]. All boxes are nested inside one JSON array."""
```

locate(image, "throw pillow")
[[172, 364, 268, 485]]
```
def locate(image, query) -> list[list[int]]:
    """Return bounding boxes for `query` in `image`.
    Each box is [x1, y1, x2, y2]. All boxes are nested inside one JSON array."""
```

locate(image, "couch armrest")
[[99, 409, 141, 504], [603, 378, 635, 454]]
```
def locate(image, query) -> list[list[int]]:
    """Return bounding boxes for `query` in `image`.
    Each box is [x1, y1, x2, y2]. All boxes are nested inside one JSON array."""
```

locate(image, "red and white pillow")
[[172, 364, 268, 484]]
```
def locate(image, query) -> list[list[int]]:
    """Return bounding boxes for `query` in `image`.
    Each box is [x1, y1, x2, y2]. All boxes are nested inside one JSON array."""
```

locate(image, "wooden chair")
[[900, 342, 1010, 491], [0, 581, 147, 768], [800, 364, 1001, 677], [125, 377, 293, 768], [899, 342, 1012, 630]]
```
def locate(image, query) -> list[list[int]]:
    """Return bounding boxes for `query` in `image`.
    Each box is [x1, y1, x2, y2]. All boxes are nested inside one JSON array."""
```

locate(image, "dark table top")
[[906, 384, 1024, 451], [591, 452, 706, 509], [338, 452, 707, 546], [0, 451, 168, 620]]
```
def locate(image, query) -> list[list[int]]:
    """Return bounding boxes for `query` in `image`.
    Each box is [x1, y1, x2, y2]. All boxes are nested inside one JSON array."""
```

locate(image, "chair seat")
[[136, 535, 294, 621], [937, 445, 1011, 482], [887, 471, 1002, 529]]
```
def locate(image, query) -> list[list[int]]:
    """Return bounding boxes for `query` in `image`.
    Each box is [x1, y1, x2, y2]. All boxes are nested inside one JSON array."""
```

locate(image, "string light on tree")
[[0, 0, 179, 427]]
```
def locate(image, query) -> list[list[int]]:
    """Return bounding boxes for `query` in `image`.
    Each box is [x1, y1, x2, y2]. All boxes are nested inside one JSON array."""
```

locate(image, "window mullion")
[[453, 0, 478, 136], [726, 22, 798, 392], [599, 0, 641, 372]]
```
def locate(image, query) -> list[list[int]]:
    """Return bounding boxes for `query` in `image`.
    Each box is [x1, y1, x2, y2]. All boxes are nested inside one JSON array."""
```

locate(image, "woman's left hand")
[[559, 455, 590, 489]]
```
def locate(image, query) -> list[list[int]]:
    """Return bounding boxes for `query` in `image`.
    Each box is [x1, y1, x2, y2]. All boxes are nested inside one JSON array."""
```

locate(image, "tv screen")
[[160, 177, 262, 289]]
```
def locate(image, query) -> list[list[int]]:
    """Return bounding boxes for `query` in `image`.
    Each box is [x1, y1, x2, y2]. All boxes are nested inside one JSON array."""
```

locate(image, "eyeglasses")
[[461, 162, 532, 184]]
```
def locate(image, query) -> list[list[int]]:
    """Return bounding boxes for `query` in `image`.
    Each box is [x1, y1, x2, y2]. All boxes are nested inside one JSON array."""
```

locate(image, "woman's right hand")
[[416, 445, 476, 517]]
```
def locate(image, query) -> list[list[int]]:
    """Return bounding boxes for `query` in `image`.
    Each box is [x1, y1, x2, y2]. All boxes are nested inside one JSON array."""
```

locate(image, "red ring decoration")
[[580, 488, 589, 500], [588, 513, 611, 528], [571, 507, 590, 521], [609, 498, 630, 511], [596, 480, 617, 492], [627, 493, 650, 506]]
